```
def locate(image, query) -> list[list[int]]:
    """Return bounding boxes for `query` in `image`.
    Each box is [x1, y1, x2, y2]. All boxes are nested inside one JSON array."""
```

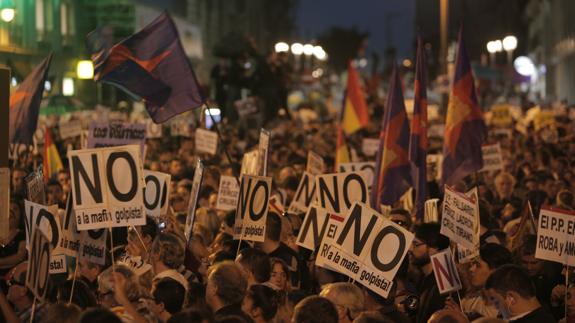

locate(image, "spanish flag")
[[341, 61, 369, 135], [335, 124, 350, 171], [43, 127, 63, 182]]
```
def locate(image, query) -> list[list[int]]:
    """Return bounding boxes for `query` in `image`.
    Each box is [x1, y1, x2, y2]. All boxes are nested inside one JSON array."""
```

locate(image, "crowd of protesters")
[[2, 45, 575, 323]]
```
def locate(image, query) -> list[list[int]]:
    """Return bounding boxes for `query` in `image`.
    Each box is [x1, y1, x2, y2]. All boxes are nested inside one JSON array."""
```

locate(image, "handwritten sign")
[[480, 143, 503, 172], [440, 186, 478, 249], [195, 128, 218, 155], [535, 207, 575, 266]]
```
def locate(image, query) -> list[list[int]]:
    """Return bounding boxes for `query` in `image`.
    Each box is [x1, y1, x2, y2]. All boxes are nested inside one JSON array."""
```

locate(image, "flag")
[[371, 66, 412, 210], [409, 37, 428, 221], [507, 201, 536, 251], [90, 12, 204, 123], [335, 124, 350, 170], [9, 54, 52, 145], [442, 29, 487, 186], [341, 61, 369, 135], [43, 127, 63, 182]]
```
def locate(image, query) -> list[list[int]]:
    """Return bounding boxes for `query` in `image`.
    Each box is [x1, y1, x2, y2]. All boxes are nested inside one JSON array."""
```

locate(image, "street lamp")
[[76, 60, 94, 79], [502, 35, 517, 64], [291, 43, 303, 56], [274, 42, 289, 53], [302, 44, 314, 56], [486, 40, 502, 66], [0, 0, 14, 22], [312, 46, 326, 60]]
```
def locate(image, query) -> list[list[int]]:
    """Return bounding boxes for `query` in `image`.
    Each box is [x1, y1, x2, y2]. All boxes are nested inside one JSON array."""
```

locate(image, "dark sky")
[[296, 0, 415, 60]]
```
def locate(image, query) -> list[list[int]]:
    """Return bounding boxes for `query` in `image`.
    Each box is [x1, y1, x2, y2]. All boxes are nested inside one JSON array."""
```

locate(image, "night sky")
[[296, 0, 415, 60]]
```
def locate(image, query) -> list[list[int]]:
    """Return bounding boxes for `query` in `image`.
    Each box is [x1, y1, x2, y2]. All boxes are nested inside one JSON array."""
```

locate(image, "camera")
[[158, 222, 166, 230]]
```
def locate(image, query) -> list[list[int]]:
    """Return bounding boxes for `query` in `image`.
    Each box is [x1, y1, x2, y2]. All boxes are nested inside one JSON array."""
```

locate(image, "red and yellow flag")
[[335, 124, 350, 171], [341, 61, 369, 135], [43, 127, 63, 182]]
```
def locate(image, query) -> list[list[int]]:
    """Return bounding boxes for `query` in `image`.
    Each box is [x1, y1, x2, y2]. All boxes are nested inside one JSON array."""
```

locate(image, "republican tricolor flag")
[[441, 29, 487, 186], [43, 127, 63, 182], [341, 61, 369, 135]]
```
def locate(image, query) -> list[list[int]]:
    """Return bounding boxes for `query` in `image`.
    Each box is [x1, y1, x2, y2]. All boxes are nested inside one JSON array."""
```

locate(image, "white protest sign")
[[315, 171, 370, 216], [480, 143, 504, 172], [240, 150, 259, 176], [258, 129, 271, 176], [146, 119, 163, 139], [0, 168, 9, 245], [424, 199, 440, 223], [26, 229, 52, 301], [68, 145, 146, 230], [338, 162, 375, 193], [426, 154, 443, 181], [49, 254, 67, 274], [234, 175, 272, 242], [185, 160, 204, 244], [59, 120, 83, 139], [235, 97, 259, 117], [535, 207, 575, 266], [307, 151, 325, 175], [316, 202, 412, 298], [288, 172, 317, 215], [361, 138, 379, 157], [24, 200, 63, 254], [170, 119, 191, 137], [216, 175, 240, 211], [431, 249, 462, 294], [296, 203, 330, 251], [144, 170, 171, 219], [87, 122, 146, 158], [195, 128, 218, 155], [26, 168, 46, 205], [440, 186, 478, 249], [59, 195, 107, 265]]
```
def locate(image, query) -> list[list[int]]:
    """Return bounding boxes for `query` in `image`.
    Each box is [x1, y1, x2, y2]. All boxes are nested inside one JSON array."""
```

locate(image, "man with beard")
[[409, 222, 450, 323]]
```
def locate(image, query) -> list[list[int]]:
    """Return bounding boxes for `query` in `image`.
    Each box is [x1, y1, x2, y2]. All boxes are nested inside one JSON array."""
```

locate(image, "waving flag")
[[341, 61, 369, 135], [409, 38, 428, 221], [441, 29, 487, 186], [90, 12, 204, 123], [371, 66, 412, 210], [335, 123, 350, 170], [9, 54, 52, 145], [43, 127, 63, 182]]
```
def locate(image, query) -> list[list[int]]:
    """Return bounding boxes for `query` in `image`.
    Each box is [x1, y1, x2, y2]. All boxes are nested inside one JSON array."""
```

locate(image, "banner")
[[25, 168, 46, 205], [24, 200, 63, 254], [440, 186, 478, 249], [288, 172, 316, 215], [87, 122, 146, 157], [59, 120, 83, 139], [216, 175, 240, 211], [0, 168, 9, 245], [315, 171, 370, 216], [535, 207, 575, 266], [185, 160, 204, 244], [195, 128, 218, 155], [338, 162, 375, 193], [316, 202, 413, 298], [306, 151, 325, 175], [258, 129, 271, 176], [26, 229, 52, 301], [144, 170, 171, 219], [361, 138, 379, 157], [480, 143, 504, 172], [431, 249, 462, 294], [68, 145, 146, 230], [296, 203, 330, 251], [234, 175, 272, 242]]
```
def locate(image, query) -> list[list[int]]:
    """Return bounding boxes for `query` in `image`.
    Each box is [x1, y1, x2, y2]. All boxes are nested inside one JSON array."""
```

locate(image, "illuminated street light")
[[63, 77, 74, 96], [486, 40, 503, 66], [274, 42, 289, 53], [76, 60, 94, 79], [503, 35, 518, 64], [291, 43, 303, 55], [302, 44, 314, 56], [0, 8, 14, 22], [313, 46, 326, 60]]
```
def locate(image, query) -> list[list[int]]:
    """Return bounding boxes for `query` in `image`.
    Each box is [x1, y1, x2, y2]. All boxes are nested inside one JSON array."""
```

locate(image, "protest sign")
[[0, 168, 8, 245], [185, 160, 204, 244], [234, 97, 260, 117], [146, 119, 163, 138], [24, 200, 62, 253], [195, 128, 218, 155], [258, 129, 271, 176], [87, 122, 146, 157], [533, 110, 555, 131], [49, 254, 67, 274], [489, 104, 513, 128], [68, 145, 146, 230], [59, 195, 107, 265], [170, 119, 191, 137], [288, 172, 316, 215], [234, 175, 272, 242], [119, 255, 152, 276], [361, 138, 379, 157], [25, 168, 46, 204], [216, 175, 240, 211], [296, 204, 330, 251], [480, 143, 504, 172], [440, 186, 478, 249], [26, 229, 52, 301], [240, 150, 259, 176], [316, 202, 413, 298], [59, 120, 83, 139], [535, 207, 575, 266], [424, 199, 440, 223], [144, 170, 171, 219], [315, 171, 370, 215], [338, 162, 375, 193], [431, 249, 462, 294], [426, 154, 443, 181], [306, 151, 325, 175]]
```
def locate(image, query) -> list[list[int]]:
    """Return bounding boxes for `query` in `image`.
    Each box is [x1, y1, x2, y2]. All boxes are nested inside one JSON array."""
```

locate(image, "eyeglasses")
[[412, 240, 426, 248]]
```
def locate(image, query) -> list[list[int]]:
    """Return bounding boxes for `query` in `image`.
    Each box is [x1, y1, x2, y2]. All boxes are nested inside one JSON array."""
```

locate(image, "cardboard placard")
[[195, 128, 218, 155], [288, 172, 317, 215], [315, 171, 370, 216], [440, 186, 478, 249], [67, 145, 146, 230], [49, 254, 67, 274], [87, 122, 146, 158], [143, 170, 171, 219], [240, 150, 259, 176], [23, 200, 63, 254], [146, 119, 163, 139], [306, 151, 325, 175], [59, 120, 83, 139], [216, 175, 240, 211], [26, 229, 52, 301], [361, 138, 379, 157], [234, 175, 272, 242], [185, 161, 204, 244], [26, 168, 46, 204], [431, 249, 462, 294], [258, 129, 271, 176], [296, 203, 330, 251], [489, 104, 513, 128], [480, 143, 504, 172], [535, 207, 575, 266], [338, 162, 375, 194]]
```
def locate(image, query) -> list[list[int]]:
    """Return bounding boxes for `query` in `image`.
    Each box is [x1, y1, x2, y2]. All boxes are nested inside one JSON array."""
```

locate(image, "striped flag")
[[341, 61, 369, 135], [43, 127, 63, 182], [335, 123, 350, 171]]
